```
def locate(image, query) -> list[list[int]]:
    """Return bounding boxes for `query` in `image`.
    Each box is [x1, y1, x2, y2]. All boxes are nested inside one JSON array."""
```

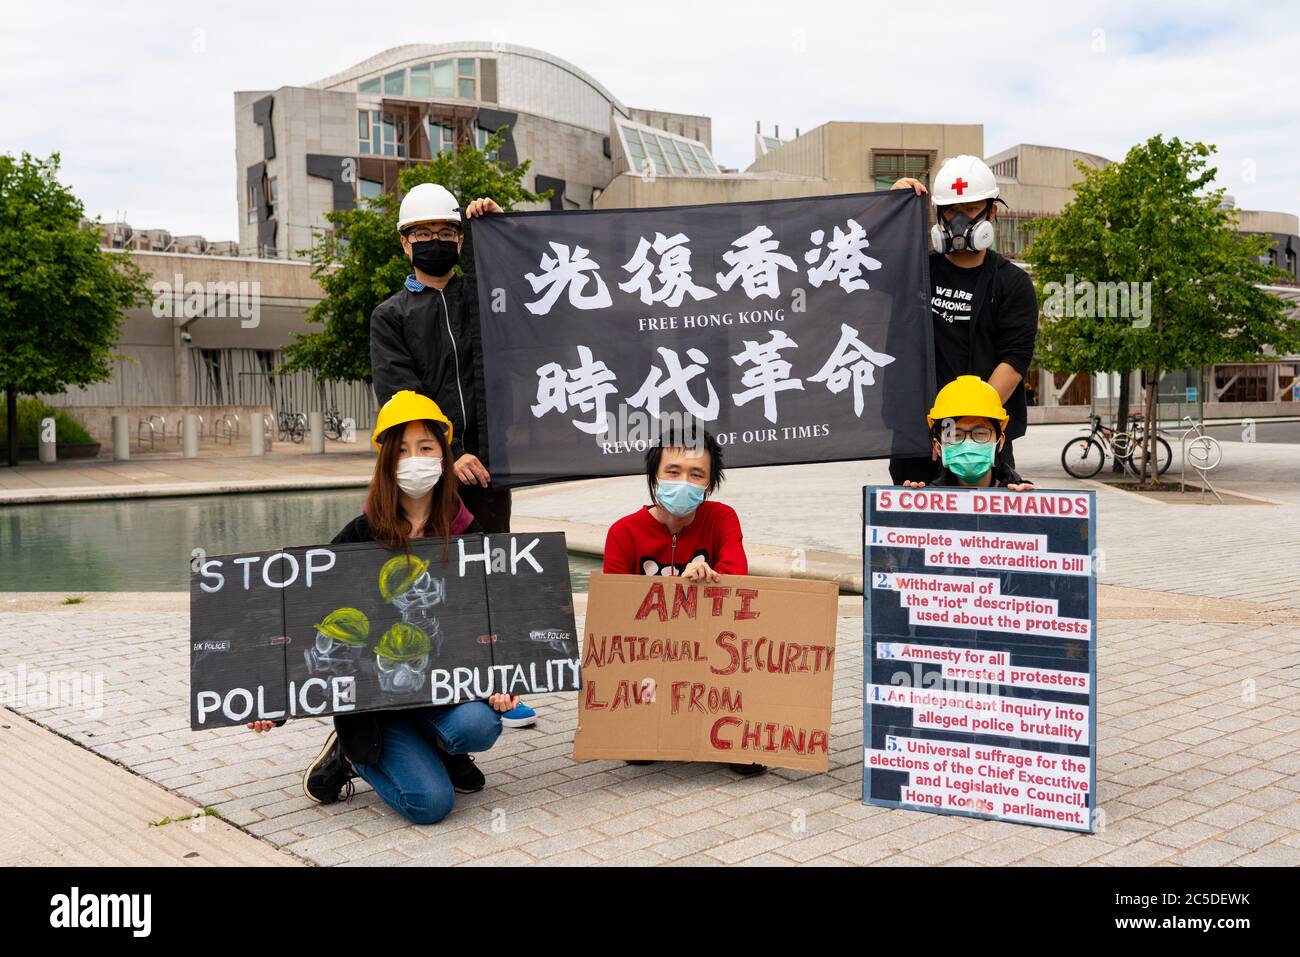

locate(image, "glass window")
[[475, 126, 498, 160], [433, 60, 454, 96], [658, 136, 687, 175], [677, 140, 701, 174], [383, 70, 405, 95], [382, 115, 395, 156], [409, 64, 431, 97], [358, 179, 383, 202], [458, 77, 475, 98], [358, 77, 381, 95], [357, 110, 369, 140], [622, 127, 647, 173], [641, 132, 669, 175], [268, 177, 279, 217], [370, 110, 381, 155], [690, 143, 717, 174], [458, 58, 477, 77]]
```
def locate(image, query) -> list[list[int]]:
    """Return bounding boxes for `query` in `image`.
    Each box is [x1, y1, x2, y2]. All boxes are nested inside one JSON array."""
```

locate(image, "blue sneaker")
[[500, 701, 537, 728]]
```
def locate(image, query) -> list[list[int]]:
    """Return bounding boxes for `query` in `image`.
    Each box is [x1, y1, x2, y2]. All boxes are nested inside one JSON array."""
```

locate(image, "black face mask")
[[409, 238, 460, 277]]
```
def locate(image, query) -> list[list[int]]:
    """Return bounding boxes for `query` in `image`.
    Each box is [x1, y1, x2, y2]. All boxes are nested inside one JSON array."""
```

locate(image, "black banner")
[[472, 190, 935, 487], [189, 533, 579, 729]]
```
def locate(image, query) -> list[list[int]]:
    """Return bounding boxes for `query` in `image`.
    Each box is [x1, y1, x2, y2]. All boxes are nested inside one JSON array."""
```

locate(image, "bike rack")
[[137, 414, 165, 450], [1179, 417, 1224, 504], [176, 414, 205, 444], [216, 413, 240, 445]]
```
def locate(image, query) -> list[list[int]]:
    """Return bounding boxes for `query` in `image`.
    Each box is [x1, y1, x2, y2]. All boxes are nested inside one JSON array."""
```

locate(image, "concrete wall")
[[625, 108, 713, 151], [512, 112, 615, 210], [595, 171, 832, 209], [1236, 209, 1300, 234]]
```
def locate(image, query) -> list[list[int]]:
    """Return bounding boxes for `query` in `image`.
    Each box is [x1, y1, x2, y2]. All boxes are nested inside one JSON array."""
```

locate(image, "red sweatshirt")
[[602, 501, 748, 576]]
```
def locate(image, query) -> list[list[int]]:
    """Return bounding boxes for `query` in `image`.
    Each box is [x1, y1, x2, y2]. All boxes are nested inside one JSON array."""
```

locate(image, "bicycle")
[[277, 410, 306, 444], [323, 408, 344, 441], [1061, 414, 1172, 479]]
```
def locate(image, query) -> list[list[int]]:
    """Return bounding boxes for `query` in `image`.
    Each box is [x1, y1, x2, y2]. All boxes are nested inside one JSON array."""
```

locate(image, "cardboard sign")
[[863, 486, 1098, 832], [574, 573, 839, 772], [189, 533, 579, 730]]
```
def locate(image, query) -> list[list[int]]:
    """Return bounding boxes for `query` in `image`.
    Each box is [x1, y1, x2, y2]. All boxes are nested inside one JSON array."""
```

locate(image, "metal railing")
[[137, 414, 166, 450]]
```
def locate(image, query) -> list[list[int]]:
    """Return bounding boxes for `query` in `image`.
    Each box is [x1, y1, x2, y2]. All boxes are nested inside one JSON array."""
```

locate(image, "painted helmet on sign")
[[375, 622, 432, 662], [378, 554, 431, 601], [313, 607, 371, 647]]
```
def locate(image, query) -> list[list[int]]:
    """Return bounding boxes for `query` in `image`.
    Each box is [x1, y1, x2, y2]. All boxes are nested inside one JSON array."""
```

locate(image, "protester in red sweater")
[[603, 427, 747, 580], [602, 425, 764, 776]]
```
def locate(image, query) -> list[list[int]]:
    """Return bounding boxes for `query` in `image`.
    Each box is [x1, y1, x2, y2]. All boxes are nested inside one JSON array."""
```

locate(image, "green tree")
[[0, 152, 149, 466], [1024, 135, 1297, 484], [281, 129, 550, 382]]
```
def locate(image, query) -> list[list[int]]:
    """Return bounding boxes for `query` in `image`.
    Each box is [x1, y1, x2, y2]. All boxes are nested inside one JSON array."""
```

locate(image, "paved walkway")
[[1, 591, 1296, 866], [2, 422, 1297, 865]]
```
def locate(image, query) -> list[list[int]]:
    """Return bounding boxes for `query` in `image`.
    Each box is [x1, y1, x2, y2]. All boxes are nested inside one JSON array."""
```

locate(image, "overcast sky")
[[4, 0, 1296, 240]]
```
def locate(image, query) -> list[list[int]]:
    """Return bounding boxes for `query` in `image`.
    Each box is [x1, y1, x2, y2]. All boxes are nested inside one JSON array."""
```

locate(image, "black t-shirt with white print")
[[929, 253, 985, 388]]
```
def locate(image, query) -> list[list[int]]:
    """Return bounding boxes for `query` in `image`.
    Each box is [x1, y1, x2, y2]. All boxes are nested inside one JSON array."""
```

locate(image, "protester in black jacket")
[[370, 185, 510, 534], [889, 156, 1039, 483]]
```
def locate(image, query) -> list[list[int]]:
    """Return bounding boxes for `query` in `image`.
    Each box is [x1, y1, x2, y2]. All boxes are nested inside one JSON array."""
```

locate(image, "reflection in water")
[[0, 490, 601, 593]]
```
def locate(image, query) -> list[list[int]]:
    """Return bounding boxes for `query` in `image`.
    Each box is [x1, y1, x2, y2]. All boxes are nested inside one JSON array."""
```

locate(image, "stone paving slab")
[[1, 607, 1295, 866]]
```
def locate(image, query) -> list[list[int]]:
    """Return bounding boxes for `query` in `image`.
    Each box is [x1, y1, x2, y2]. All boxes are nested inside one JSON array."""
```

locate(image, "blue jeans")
[[352, 702, 502, 825]]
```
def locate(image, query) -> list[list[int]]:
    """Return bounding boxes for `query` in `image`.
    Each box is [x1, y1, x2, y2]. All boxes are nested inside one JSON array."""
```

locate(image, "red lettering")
[[704, 586, 731, 616], [635, 583, 668, 621], [711, 716, 740, 750], [584, 682, 606, 710], [734, 587, 759, 620], [711, 631, 739, 676], [671, 584, 697, 619]]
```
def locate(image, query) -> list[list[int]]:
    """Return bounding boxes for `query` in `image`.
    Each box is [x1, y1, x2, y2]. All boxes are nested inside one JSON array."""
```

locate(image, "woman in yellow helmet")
[[247, 390, 520, 825], [907, 376, 1037, 490]]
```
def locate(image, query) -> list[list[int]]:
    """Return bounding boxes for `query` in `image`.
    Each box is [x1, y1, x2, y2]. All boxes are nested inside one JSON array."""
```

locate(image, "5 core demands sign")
[[863, 486, 1098, 832]]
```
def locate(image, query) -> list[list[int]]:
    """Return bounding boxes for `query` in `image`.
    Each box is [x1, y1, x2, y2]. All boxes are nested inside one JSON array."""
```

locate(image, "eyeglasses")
[[940, 426, 997, 444], [406, 226, 460, 242]]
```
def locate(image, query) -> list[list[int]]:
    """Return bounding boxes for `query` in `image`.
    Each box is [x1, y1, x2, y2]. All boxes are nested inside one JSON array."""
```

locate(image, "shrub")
[[0, 397, 94, 446]]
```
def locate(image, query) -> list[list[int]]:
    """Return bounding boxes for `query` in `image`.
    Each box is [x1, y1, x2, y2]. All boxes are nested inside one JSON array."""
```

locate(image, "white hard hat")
[[397, 183, 462, 233], [931, 155, 999, 206]]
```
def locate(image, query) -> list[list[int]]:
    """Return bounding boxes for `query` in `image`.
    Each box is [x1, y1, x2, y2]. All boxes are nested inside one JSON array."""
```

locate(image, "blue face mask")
[[655, 480, 707, 518], [942, 439, 997, 484]]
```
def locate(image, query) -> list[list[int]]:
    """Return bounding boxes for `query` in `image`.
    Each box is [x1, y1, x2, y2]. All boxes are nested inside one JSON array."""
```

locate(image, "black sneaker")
[[730, 763, 768, 777], [436, 743, 485, 794], [303, 730, 355, 804]]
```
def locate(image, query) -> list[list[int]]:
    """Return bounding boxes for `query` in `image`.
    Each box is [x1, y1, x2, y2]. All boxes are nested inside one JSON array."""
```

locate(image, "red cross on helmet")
[[931, 155, 1000, 206]]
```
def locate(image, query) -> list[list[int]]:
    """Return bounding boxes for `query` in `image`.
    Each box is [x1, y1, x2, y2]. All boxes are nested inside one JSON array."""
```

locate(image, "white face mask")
[[396, 455, 443, 497]]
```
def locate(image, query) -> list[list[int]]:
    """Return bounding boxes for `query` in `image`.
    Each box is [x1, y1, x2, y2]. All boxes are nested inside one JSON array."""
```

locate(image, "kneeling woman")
[[248, 391, 519, 824], [602, 425, 764, 775]]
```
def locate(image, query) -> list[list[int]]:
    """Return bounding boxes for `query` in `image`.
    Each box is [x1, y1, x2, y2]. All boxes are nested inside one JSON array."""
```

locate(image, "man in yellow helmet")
[[907, 375, 1036, 490]]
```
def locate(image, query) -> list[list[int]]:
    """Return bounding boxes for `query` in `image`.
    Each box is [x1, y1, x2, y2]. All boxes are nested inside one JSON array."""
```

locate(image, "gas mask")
[[376, 651, 432, 692], [305, 630, 367, 674], [391, 570, 446, 619], [931, 204, 995, 254]]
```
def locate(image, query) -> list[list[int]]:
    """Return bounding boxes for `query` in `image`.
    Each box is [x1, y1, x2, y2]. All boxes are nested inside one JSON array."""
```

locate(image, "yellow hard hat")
[[927, 375, 1010, 430], [378, 554, 429, 601], [372, 390, 453, 451]]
